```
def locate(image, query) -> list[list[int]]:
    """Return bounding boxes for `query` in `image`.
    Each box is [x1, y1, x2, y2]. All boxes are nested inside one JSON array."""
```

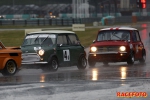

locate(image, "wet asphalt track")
[[0, 23, 150, 100]]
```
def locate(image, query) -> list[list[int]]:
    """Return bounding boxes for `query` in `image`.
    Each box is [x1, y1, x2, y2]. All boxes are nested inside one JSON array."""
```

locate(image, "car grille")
[[98, 46, 119, 52], [22, 53, 40, 62]]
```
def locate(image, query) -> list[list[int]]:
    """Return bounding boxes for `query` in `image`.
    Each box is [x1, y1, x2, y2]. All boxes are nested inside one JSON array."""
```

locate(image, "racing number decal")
[[63, 50, 70, 61]]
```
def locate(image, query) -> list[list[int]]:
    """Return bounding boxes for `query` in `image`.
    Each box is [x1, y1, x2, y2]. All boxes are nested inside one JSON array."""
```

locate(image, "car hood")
[[6, 47, 21, 49], [21, 45, 42, 53], [90, 41, 129, 47], [0, 48, 22, 53]]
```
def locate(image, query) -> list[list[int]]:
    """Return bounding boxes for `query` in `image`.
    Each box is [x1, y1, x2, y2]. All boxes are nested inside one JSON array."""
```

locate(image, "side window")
[[132, 31, 137, 42], [57, 35, 68, 45], [135, 31, 140, 41], [68, 34, 79, 45]]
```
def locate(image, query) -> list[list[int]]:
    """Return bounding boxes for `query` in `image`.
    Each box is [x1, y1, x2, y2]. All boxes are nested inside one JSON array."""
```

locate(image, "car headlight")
[[119, 46, 126, 51], [91, 47, 97, 52], [38, 49, 45, 56]]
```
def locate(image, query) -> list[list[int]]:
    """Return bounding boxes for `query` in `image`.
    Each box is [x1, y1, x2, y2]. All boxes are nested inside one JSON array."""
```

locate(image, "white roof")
[[100, 27, 138, 31], [26, 30, 75, 35]]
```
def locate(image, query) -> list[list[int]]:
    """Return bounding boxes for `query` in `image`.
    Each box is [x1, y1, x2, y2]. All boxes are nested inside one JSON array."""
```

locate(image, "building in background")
[[0, 0, 150, 19]]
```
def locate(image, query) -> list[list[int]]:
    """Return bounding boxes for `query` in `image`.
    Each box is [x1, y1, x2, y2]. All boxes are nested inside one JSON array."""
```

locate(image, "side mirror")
[[77, 41, 81, 45], [57, 44, 63, 47], [93, 40, 96, 43]]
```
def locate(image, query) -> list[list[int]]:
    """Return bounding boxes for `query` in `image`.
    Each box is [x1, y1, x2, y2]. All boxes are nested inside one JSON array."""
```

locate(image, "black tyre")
[[103, 62, 108, 65], [43, 57, 59, 72], [1, 60, 17, 76], [88, 58, 96, 67], [127, 53, 134, 65], [139, 50, 146, 64], [77, 55, 87, 69]]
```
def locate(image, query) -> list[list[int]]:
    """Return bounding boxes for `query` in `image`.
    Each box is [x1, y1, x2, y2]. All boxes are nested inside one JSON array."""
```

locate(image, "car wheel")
[[88, 59, 96, 67], [139, 50, 146, 64], [77, 55, 87, 70], [1, 60, 17, 76], [127, 53, 134, 65], [46, 57, 58, 71], [103, 62, 108, 65]]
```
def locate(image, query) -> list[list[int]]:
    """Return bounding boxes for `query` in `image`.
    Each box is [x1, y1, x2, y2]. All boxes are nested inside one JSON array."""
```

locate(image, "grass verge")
[[0, 28, 100, 47], [0, 24, 145, 47]]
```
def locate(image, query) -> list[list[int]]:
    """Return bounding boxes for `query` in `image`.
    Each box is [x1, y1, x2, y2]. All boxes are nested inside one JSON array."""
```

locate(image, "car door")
[[67, 34, 83, 65], [56, 34, 71, 66], [131, 30, 142, 59], [134, 30, 143, 58]]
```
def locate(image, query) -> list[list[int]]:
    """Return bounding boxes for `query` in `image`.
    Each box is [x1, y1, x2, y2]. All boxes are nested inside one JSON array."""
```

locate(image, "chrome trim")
[[22, 53, 41, 62], [22, 61, 48, 64], [89, 52, 127, 54], [22, 53, 38, 55]]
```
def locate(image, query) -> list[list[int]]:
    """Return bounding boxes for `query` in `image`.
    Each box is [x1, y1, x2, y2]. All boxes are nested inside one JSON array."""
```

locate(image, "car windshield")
[[22, 34, 56, 46], [97, 30, 130, 41]]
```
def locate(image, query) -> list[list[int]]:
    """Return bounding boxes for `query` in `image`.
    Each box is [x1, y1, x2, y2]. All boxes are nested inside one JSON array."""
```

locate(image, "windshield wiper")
[[112, 32, 121, 40], [33, 36, 39, 44], [40, 36, 49, 45]]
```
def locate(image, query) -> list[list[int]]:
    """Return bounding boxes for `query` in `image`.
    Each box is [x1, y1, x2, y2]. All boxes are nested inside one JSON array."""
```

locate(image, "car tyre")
[[139, 50, 146, 64], [77, 55, 87, 70], [103, 62, 109, 65], [127, 52, 134, 65], [43, 57, 59, 72], [1, 60, 17, 76], [88, 58, 96, 67]]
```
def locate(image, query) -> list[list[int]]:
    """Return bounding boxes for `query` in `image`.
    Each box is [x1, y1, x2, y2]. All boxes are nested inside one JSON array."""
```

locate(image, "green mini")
[[21, 30, 87, 71]]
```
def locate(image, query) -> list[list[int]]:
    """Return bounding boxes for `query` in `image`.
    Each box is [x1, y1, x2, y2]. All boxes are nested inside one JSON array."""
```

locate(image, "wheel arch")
[[142, 48, 146, 54], [47, 54, 59, 64], [78, 53, 86, 61], [2, 58, 16, 69], [130, 49, 135, 55]]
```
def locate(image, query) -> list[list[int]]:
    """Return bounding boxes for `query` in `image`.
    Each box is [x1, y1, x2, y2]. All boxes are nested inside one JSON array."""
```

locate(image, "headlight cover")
[[91, 47, 97, 52], [38, 49, 45, 56], [119, 46, 126, 51]]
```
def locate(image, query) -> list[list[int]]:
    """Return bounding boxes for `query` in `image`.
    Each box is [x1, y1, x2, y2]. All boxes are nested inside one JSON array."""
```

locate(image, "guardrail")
[[0, 18, 82, 26], [0, 16, 150, 26]]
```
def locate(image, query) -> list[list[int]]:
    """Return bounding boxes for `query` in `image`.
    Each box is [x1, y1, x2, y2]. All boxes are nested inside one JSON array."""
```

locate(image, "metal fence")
[[0, 16, 150, 26], [0, 18, 82, 26]]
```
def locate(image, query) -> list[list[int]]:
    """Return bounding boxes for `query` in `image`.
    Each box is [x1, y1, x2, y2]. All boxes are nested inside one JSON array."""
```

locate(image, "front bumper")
[[22, 61, 48, 64], [22, 53, 48, 64], [88, 52, 128, 62]]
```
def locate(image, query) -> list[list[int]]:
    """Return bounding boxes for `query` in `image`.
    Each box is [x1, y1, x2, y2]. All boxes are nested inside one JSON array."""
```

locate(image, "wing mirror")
[[57, 44, 63, 47], [93, 40, 96, 43]]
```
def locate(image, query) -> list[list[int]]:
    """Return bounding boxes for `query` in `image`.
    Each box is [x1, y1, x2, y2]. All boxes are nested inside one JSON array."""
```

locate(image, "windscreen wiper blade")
[[40, 36, 49, 45], [34, 36, 39, 44]]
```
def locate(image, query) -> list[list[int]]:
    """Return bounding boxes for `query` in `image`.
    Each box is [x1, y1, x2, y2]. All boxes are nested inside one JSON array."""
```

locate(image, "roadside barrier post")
[[24, 20, 27, 26], [12, 20, 15, 25], [37, 19, 39, 26], [61, 19, 64, 26], [72, 18, 75, 24], [43, 19, 45, 26], [0, 20, 2, 26], [49, 19, 52, 25]]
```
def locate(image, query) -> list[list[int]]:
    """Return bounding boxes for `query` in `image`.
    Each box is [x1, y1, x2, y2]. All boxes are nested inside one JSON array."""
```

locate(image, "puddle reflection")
[[92, 69, 98, 81], [0, 65, 150, 84], [120, 67, 127, 79], [40, 74, 45, 82]]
